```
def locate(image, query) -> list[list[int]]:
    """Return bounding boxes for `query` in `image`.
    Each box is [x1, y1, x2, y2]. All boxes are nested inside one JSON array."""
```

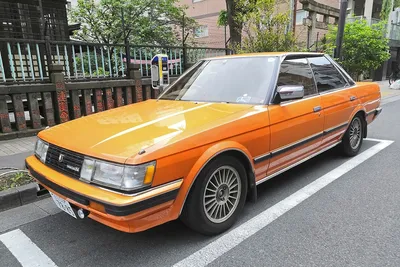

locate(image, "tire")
[[181, 155, 248, 235], [340, 115, 364, 157]]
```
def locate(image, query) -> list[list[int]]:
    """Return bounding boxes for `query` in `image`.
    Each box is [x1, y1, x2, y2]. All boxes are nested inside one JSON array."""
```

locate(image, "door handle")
[[350, 96, 357, 101], [313, 106, 322, 112]]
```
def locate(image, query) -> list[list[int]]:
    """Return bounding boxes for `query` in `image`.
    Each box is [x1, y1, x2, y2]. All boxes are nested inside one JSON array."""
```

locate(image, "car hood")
[[38, 100, 254, 164]]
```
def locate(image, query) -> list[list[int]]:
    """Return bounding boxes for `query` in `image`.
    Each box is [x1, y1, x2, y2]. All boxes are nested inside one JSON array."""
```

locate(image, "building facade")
[[179, 0, 340, 49], [347, 0, 400, 79]]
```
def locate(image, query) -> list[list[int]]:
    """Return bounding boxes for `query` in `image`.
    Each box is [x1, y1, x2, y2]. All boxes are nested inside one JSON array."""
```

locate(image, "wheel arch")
[[349, 106, 368, 138], [178, 142, 256, 216]]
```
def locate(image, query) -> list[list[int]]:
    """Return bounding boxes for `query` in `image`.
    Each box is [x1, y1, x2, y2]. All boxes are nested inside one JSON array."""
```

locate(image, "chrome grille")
[[45, 144, 84, 179]]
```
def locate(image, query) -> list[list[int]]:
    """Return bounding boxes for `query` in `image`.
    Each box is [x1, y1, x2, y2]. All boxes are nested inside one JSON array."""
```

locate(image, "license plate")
[[50, 192, 77, 219]]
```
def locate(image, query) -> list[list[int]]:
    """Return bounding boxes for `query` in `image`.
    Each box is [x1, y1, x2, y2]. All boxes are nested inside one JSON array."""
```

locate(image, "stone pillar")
[[364, 0, 374, 20], [50, 64, 69, 124], [128, 63, 143, 102]]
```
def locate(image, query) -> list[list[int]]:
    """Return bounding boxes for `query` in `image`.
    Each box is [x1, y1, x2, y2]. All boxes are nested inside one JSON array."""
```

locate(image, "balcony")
[[389, 24, 400, 41], [346, 16, 381, 26]]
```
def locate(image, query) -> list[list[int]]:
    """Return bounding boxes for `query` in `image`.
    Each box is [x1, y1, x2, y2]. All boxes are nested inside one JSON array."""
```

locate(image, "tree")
[[224, 0, 295, 50], [217, 10, 228, 27], [225, 0, 262, 48], [380, 0, 392, 21], [69, 0, 196, 45], [236, 0, 296, 53], [326, 20, 390, 80]]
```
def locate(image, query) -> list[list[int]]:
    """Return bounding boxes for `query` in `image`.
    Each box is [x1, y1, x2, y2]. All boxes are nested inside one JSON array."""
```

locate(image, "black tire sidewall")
[[342, 115, 364, 156], [181, 155, 248, 235]]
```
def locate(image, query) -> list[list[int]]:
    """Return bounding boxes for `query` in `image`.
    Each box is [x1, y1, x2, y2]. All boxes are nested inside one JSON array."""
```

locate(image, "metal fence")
[[0, 38, 231, 84], [389, 24, 400, 41]]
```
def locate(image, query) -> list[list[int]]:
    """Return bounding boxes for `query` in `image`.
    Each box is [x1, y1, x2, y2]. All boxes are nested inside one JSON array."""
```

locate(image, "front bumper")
[[25, 156, 182, 232]]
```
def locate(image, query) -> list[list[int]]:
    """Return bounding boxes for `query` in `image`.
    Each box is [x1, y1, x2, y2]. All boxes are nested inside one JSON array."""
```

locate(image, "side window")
[[277, 58, 317, 97], [308, 56, 347, 92]]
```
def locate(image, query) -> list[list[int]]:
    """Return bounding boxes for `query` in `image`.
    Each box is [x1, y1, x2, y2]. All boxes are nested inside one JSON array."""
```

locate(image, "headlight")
[[34, 139, 49, 163], [80, 158, 156, 192]]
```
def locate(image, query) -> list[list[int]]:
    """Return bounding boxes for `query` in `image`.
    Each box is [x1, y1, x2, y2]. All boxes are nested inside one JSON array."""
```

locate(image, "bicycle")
[[388, 72, 399, 85]]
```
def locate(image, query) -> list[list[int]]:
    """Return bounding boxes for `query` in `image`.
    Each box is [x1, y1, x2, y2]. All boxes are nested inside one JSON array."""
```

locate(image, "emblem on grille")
[[58, 154, 65, 163]]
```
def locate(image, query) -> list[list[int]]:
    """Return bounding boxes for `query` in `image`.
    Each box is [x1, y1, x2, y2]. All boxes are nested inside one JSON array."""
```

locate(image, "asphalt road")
[[1, 95, 400, 267]]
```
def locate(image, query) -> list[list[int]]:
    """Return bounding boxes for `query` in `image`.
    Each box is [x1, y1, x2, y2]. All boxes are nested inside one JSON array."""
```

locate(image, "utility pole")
[[293, 0, 297, 35], [182, 13, 187, 70], [335, 0, 348, 59], [121, 8, 130, 73], [224, 25, 227, 49]]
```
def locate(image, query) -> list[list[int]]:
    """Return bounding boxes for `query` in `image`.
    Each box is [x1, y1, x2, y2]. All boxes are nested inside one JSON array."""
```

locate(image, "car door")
[[307, 56, 359, 146], [266, 56, 324, 176]]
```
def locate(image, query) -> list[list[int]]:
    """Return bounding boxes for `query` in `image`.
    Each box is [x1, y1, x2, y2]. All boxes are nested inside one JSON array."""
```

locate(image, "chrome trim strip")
[[256, 141, 341, 186], [323, 122, 348, 135], [254, 153, 271, 164], [96, 178, 183, 197], [253, 131, 324, 164], [271, 132, 323, 155]]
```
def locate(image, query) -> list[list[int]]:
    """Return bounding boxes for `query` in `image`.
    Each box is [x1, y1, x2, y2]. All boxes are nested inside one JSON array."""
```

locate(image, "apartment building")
[[347, 0, 400, 79], [179, 0, 340, 49], [179, 0, 227, 48]]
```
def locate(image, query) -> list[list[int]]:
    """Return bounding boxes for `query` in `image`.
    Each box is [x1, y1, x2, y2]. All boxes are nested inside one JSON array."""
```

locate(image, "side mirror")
[[276, 85, 304, 102]]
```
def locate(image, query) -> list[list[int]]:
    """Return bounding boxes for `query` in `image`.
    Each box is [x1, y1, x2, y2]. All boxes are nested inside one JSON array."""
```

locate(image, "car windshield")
[[159, 56, 278, 104]]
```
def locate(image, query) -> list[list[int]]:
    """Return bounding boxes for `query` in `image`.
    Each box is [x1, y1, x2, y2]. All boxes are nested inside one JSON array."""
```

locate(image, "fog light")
[[77, 208, 89, 219]]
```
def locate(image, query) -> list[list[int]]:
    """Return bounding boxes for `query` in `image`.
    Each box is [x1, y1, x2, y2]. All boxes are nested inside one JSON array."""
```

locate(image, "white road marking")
[[0, 229, 58, 267], [381, 94, 400, 106], [173, 139, 393, 267]]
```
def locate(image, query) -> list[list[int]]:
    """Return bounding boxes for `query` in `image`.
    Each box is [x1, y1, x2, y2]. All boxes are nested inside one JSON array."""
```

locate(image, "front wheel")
[[340, 115, 364, 157], [181, 156, 248, 235]]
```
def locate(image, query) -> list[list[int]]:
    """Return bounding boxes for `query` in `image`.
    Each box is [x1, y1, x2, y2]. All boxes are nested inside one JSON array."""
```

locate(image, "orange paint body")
[[26, 53, 382, 233]]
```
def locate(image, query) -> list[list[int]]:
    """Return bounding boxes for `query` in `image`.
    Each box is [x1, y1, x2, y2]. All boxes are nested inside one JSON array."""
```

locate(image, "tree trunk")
[[226, 0, 243, 49]]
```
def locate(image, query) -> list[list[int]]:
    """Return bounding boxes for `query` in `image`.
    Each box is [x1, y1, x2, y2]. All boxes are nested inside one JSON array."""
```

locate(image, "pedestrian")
[[392, 61, 399, 81]]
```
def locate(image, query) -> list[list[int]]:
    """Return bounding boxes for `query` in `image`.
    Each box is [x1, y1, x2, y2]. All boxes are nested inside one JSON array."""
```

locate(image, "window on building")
[[308, 56, 347, 92], [296, 10, 309, 25], [195, 25, 208, 38], [277, 58, 317, 97]]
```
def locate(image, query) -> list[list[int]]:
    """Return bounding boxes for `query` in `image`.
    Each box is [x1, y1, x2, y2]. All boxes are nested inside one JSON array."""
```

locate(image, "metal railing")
[[346, 16, 381, 26], [0, 38, 231, 84], [389, 24, 400, 41]]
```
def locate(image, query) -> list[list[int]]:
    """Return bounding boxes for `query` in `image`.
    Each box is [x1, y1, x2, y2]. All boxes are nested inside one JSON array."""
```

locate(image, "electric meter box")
[[151, 54, 170, 90]]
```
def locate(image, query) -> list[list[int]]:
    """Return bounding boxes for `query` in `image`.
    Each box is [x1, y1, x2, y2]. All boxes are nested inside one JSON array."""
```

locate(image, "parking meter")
[[151, 54, 170, 90]]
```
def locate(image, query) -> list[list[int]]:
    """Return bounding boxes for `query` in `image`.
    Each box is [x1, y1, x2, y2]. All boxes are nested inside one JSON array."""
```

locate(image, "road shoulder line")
[[0, 229, 58, 267], [173, 139, 394, 267]]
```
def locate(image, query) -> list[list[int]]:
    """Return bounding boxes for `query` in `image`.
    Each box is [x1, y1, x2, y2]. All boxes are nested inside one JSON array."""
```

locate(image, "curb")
[[0, 182, 48, 212], [0, 128, 41, 141]]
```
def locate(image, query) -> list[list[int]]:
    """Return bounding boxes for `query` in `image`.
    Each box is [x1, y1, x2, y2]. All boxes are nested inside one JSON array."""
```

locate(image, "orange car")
[[25, 52, 382, 235]]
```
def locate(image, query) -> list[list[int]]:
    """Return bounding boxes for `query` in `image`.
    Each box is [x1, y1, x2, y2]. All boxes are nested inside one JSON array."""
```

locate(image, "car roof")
[[206, 52, 325, 60]]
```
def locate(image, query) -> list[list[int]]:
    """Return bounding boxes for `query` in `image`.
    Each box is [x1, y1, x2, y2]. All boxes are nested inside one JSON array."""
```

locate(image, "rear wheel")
[[181, 156, 248, 235], [340, 115, 364, 157]]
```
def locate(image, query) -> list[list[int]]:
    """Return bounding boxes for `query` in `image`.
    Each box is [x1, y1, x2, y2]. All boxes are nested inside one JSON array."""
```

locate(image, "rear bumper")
[[25, 156, 182, 233], [375, 107, 382, 116], [367, 107, 382, 119]]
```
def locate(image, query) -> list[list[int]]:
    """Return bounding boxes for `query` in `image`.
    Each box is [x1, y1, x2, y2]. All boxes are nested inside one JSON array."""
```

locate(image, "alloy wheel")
[[203, 166, 242, 224]]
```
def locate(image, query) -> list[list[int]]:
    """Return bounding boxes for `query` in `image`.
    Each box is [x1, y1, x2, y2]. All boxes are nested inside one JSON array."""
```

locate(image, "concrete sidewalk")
[[0, 80, 399, 172]]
